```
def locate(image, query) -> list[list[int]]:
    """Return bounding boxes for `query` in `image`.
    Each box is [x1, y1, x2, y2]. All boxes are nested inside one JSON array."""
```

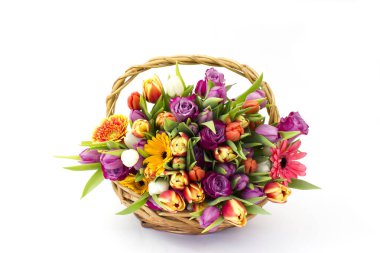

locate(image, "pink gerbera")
[[270, 140, 307, 185]]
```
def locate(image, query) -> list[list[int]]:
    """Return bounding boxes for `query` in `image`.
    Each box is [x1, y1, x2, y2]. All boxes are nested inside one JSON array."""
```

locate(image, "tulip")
[[230, 173, 249, 191], [127, 91, 141, 110], [256, 160, 271, 173], [193, 202, 207, 212], [202, 172, 232, 198], [148, 177, 169, 195], [165, 75, 184, 97], [255, 124, 279, 143], [132, 119, 150, 138], [242, 100, 260, 114], [207, 85, 227, 100], [244, 158, 257, 174], [246, 90, 267, 108], [225, 121, 244, 141], [214, 163, 236, 177], [222, 199, 247, 227], [236, 115, 249, 128], [79, 148, 100, 163], [189, 122, 199, 135], [170, 132, 189, 156], [195, 79, 207, 97], [171, 157, 186, 170], [199, 206, 221, 232], [120, 149, 140, 168], [188, 166, 206, 182], [214, 145, 237, 163], [146, 196, 162, 211], [169, 170, 189, 190], [155, 111, 177, 130], [248, 120, 263, 131], [197, 107, 213, 124], [277, 111, 309, 141], [264, 182, 291, 203], [129, 110, 147, 122], [124, 131, 141, 149], [240, 183, 264, 200], [143, 74, 163, 103], [100, 153, 129, 181], [158, 190, 186, 212], [183, 183, 205, 203]]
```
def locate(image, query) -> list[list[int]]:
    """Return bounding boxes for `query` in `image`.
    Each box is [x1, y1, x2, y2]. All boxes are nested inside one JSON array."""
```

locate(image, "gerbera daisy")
[[270, 140, 307, 185], [92, 114, 128, 142], [118, 175, 149, 195], [143, 133, 173, 179]]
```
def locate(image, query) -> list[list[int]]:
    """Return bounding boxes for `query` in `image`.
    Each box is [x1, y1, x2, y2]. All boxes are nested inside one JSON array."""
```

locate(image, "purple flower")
[[230, 174, 249, 191], [207, 85, 227, 100], [255, 124, 279, 143], [199, 206, 221, 232], [146, 196, 162, 211], [242, 147, 254, 159], [240, 184, 264, 201], [129, 110, 147, 122], [189, 122, 199, 135], [205, 68, 225, 86], [277, 112, 309, 138], [195, 80, 207, 97], [100, 153, 129, 181], [169, 95, 199, 122], [199, 120, 226, 150], [79, 148, 100, 164], [133, 139, 147, 150], [214, 163, 236, 177], [193, 144, 205, 167], [246, 90, 267, 108], [202, 172, 232, 198], [197, 107, 213, 124]]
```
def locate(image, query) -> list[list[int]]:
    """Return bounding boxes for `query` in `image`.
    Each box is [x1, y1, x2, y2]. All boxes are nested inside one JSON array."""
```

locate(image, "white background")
[[1, 0, 379, 252]]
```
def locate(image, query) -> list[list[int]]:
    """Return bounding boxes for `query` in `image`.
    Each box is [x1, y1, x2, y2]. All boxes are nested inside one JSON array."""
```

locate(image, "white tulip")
[[124, 131, 141, 149], [256, 160, 272, 173], [148, 178, 169, 195], [165, 75, 184, 97], [121, 149, 140, 167]]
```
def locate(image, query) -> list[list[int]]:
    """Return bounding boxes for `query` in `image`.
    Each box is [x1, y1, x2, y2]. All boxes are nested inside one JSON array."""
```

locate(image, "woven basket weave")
[[106, 55, 280, 234]]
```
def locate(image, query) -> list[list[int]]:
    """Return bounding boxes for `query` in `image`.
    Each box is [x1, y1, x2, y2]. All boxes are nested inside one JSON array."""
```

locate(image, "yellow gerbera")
[[118, 175, 149, 195], [143, 132, 173, 178], [92, 114, 128, 142]]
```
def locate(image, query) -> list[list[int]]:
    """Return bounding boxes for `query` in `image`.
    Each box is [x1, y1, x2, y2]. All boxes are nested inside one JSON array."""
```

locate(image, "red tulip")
[[127, 92, 141, 110]]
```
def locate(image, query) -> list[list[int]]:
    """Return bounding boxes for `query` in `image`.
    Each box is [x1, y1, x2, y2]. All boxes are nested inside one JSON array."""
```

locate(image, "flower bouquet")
[[59, 56, 319, 234]]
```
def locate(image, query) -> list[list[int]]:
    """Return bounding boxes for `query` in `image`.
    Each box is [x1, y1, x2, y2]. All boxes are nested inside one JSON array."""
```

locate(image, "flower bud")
[[244, 158, 257, 174], [246, 90, 267, 108], [120, 149, 140, 167], [264, 182, 291, 203], [199, 206, 221, 232], [256, 160, 271, 173], [170, 132, 189, 156], [195, 79, 207, 97], [148, 177, 169, 195], [225, 121, 244, 141], [158, 190, 186, 212], [236, 115, 250, 128], [197, 107, 213, 124], [222, 199, 247, 227], [79, 148, 100, 163], [214, 145, 237, 163], [165, 75, 184, 97], [171, 157, 186, 170], [169, 170, 189, 190], [127, 91, 141, 110], [188, 166, 206, 182], [156, 111, 177, 130], [132, 119, 150, 138], [183, 183, 205, 203], [240, 183, 264, 200], [214, 163, 236, 177], [230, 173, 249, 191], [255, 124, 279, 143], [129, 110, 147, 122], [242, 100, 260, 114], [143, 74, 163, 103]]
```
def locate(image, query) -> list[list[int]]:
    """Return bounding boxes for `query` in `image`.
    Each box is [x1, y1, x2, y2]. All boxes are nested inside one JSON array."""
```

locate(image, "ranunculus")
[[205, 68, 225, 86], [199, 120, 226, 150], [100, 153, 129, 181], [189, 122, 199, 135], [240, 183, 264, 200], [202, 172, 232, 198], [169, 95, 199, 122], [127, 92, 141, 110], [214, 163, 236, 177], [170, 132, 189, 156], [230, 174, 249, 191], [197, 107, 213, 124], [246, 90, 267, 108], [199, 206, 221, 232], [277, 112, 309, 139], [193, 144, 205, 167], [195, 79, 207, 97], [255, 124, 279, 143], [171, 157, 186, 170], [207, 85, 227, 100], [129, 110, 147, 122], [225, 121, 244, 141], [242, 147, 254, 158], [165, 75, 184, 97], [79, 148, 100, 163]]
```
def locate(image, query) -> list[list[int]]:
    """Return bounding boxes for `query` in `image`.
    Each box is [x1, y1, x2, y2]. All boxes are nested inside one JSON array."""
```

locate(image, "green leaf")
[[201, 217, 224, 234], [225, 83, 235, 92], [202, 97, 223, 108], [234, 73, 263, 105], [246, 204, 270, 215], [279, 131, 301, 141], [243, 142, 263, 148], [64, 163, 101, 171], [226, 140, 246, 160], [101, 149, 124, 157], [288, 178, 320, 190], [150, 95, 164, 117], [164, 119, 178, 132], [249, 175, 273, 183], [183, 85, 194, 97], [134, 171, 145, 182], [207, 196, 232, 206], [178, 122, 195, 137], [189, 210, 203, 219], [175, 62, 186, 90], [55, 155, 81, 160], [116, 192, 149, 215], [250, 172, 270, 176], [201, 120, 216, 134], [81, 169, 104, 199], [245, 133, 276, 148], [137, 148, 149, 158], [152, 194, 167, 210], [139, 95, 151, 119], [245, 196, 267, 204]]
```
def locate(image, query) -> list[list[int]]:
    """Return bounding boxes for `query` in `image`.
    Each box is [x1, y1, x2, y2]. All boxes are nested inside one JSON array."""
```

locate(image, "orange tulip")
[[127, 92, 141, 110], [143, 74, 163, 103], [244, 158, 257, 174], [264, 182, 291, 203], [183, 183, 205, 203], [242, 100, 260, 114], [225, 121, 244, 141], [222, 199, 248, 227], [158, 190, 186, 212], [188, 166, 205, 182], [156, 111, 177, 130]]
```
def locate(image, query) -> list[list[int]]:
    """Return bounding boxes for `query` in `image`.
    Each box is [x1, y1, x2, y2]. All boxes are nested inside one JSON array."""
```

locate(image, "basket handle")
[[106, 55, 280, 124]]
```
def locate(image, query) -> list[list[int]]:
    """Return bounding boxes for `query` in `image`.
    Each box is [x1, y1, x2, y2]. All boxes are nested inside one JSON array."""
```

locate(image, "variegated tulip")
[[143, 74, 163, 103], [264, 182, 291, 203], [183, 183, 205, 203], [170, 132, 189, 157], [169, 170, 189, 190], [214, 145, 237, 163], [222, 199, 248, 227], [158, 190, 186, 212], [132, 119, 150, 138], [156, 111, 177, 130], [188, 166, 205, 182], [172, 157, 186, 170]]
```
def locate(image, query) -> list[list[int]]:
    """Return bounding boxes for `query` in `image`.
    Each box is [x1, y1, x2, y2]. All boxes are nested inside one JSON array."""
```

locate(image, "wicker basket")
[[106, 55, 280, 234]]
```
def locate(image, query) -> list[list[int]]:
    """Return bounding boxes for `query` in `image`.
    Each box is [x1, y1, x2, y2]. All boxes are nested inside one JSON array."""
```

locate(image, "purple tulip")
[[100, 153, 129, 181], [193, 144, 205, 167], [146, 196, 162, 211], [199, 206, 221, 232], [169, 95, 199, 122], [129, 110, 147, 122], [202, 172, 232, 198], [240, 184, 264, 202], [205, 68, 225, 86], [277, 112, 309, 139], [255, 124, 279, 143], [79, 148, 101, 164], [242, 147, 254, 159], [246, 90, 267, 108], [199, 120, 226, 150], [189, 122, 199, 135], [133, 139, 147, 150], [230, 174, 249, 191], [197, 107, 213, 124], [195, 80, 207, 97], [214, 163, 236, 177], [207, 85, 227, 100]]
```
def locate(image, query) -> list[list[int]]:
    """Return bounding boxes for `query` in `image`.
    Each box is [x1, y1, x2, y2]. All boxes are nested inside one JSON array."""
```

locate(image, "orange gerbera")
[[92, 114, 128, 142]]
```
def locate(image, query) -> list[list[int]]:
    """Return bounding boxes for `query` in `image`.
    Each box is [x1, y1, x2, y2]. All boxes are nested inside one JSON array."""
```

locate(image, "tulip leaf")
[[116, 192, 149, 215], [249, 175, 272, 183], [201, 120, 216, 134], [202, 97, 223, 108], [245, 196, 267, 204], [64, 163, 101, 171], [139, 95, 151, 119], [236, 165, 245, 174], [189, 210, 203, 219], [164, 119, 178, 132], [183, 85, 194, 97], [137, 148, 149, 158], [100, 149, 124, 157], [204, 151, 213, 162], [134, 171, 145, 182], [178, 122, 195, 137], [201, 216, 224, 234], [233, 73, 263, 105], [207, 196, 232, 206], [288, 178, 320, 190], [243, 142, 263, 148], [278, 131, 301, 141], [225, 83, 236, 92], [152, 194, 168, 210], [150, 95, 164, 118], [232, 196, 254, 206], [175, 62, 186, 90], [246, 133, 276, 148], [226, 140, 246, 160], [246, 204, 270, 215], [81, 169, 104, 199], [251, 172, 270, 176], [55, 155, 81, 160]]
